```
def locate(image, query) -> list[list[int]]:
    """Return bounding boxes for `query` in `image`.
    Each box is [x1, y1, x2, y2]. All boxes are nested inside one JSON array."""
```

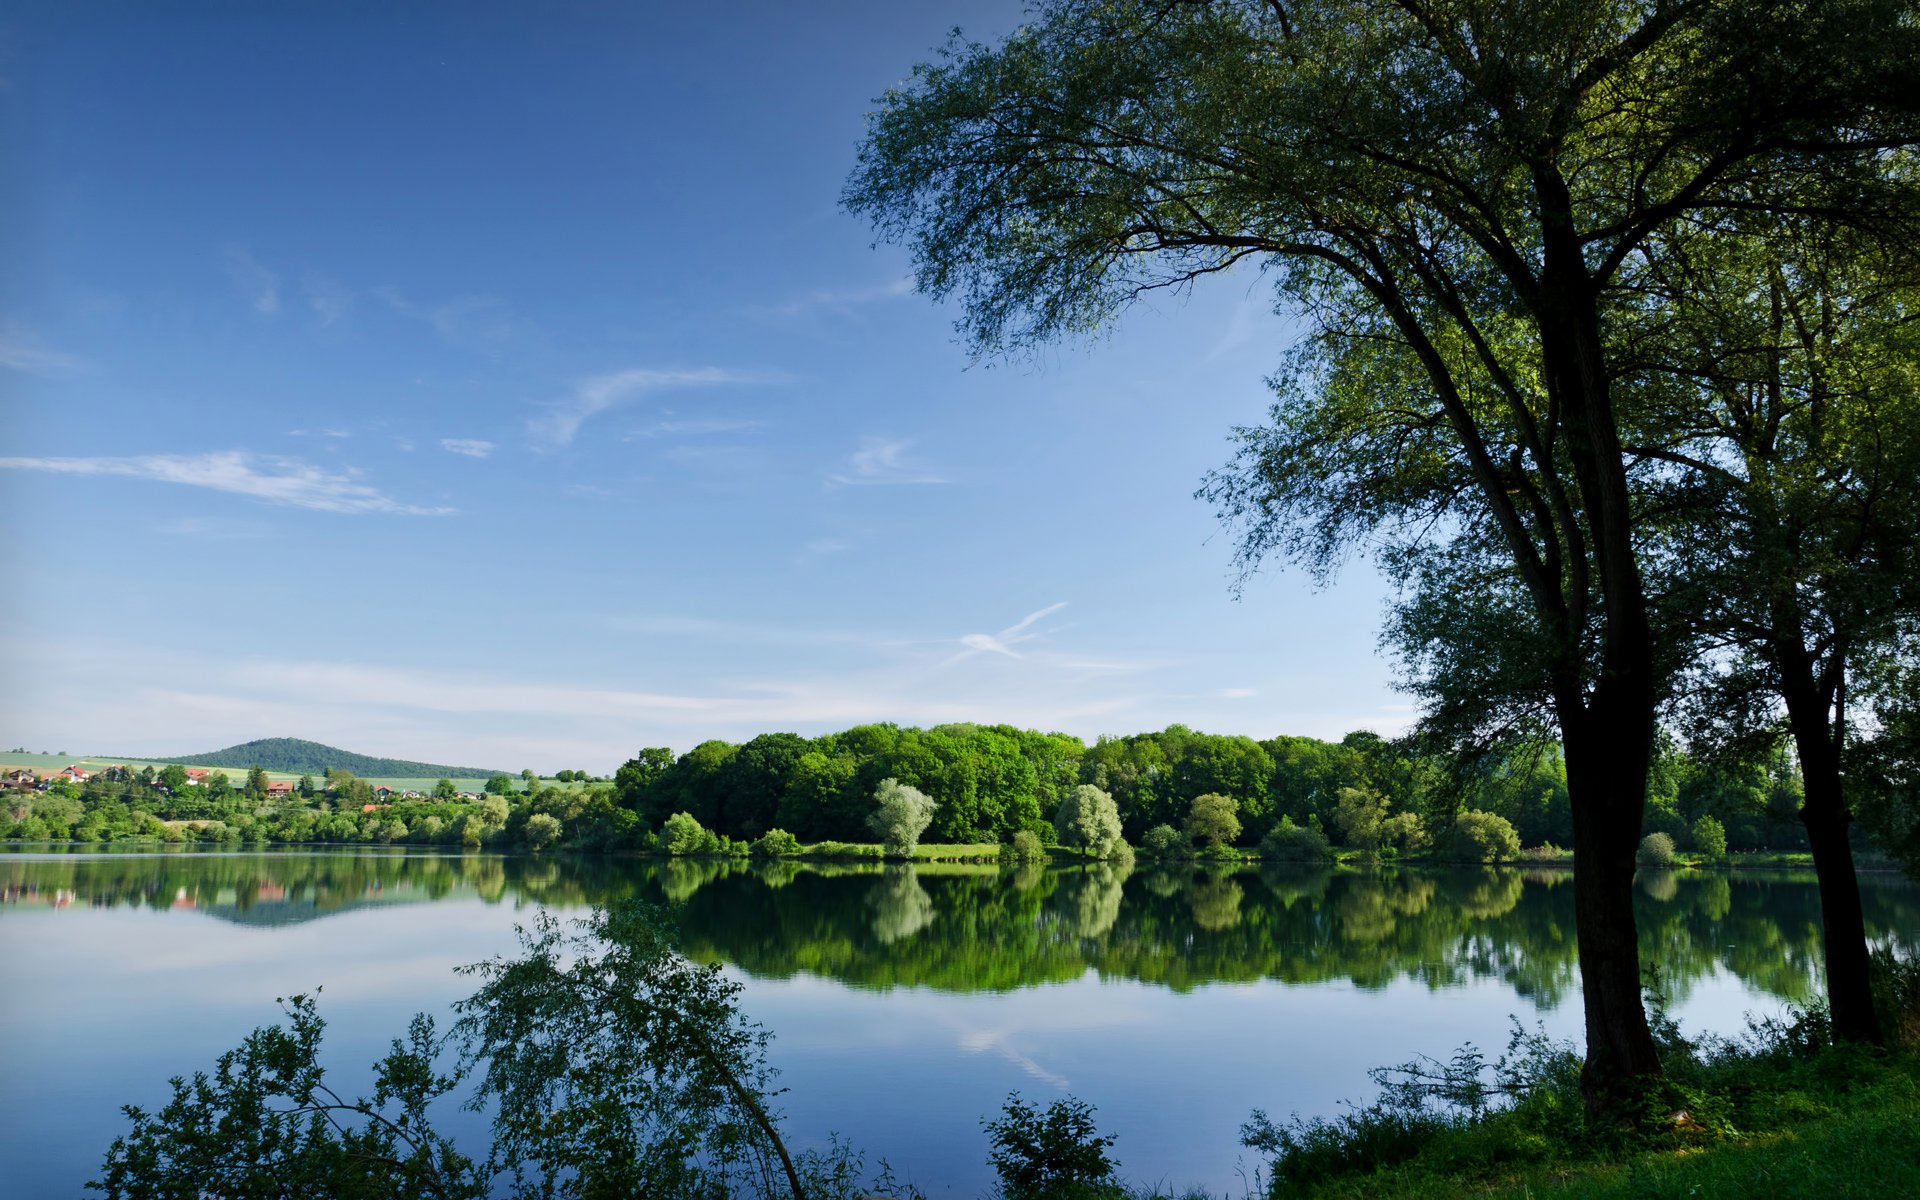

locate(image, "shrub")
[[1000, 829, 1047, 864], [1690, 814, 1728, 860], [1259, 817, 1334, 863], [1053, 784, 1125, 859], [1185, 793, 1241, 849], [867, 778, 937, 857], [750, 828, 800, 858], [522, 812, 563, 850], [1438, 811, 1522, 862], [1139, 823, 1189, 859], [1638, 831, 1678, 868], [1381, 811, 1431, 856], [660, 811, 709, 856], [983, 1093, 1123, 1200]]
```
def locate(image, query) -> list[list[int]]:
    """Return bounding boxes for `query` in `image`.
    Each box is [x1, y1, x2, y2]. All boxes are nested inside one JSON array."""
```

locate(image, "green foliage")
[[1055, 784, 1125, 859], [983, 1093, 1123, 1200], [1259, 817, 1334, 863], [867, 777, 937, 857], [1690, 815, 1728, 861], [91, 993, 479, 1200], [1438, 813, 1522, 864], [521, 812, 562, 851], [750, 828, 800, 858], [1332, 787, 1389, 852], [483, 775, 515, 797], [1001, 829, 1047, 865], [660, 811, 712, 857], [1185, 793, 1241, 850], [1139, 824, 1189, 859], [1639, 833, 1679, 869]]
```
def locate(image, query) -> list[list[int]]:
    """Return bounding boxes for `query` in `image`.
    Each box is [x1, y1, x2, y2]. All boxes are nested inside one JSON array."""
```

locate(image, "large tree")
[[847, 0, 1920, 1102], [1640, 219, 1920, 1043]]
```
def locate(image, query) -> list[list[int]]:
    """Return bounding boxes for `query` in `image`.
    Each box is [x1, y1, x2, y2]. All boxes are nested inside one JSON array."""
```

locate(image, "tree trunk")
[[1784, 706, 1884, 1045], [1561, 703, 1666, 1108]]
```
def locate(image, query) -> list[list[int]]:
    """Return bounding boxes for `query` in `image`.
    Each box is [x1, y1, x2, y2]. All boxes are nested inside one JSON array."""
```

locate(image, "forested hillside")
[[155, 737, 502, 779]]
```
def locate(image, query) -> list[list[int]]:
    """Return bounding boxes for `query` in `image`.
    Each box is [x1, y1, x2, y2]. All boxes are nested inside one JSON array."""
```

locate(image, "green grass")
[[1247, 963, 1920, 1200]]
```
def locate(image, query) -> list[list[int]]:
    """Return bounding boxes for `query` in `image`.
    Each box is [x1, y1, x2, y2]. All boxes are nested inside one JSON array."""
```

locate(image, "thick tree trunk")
[[1562, 703, 1665, 1107], [1783, 706, 1884, 1045]]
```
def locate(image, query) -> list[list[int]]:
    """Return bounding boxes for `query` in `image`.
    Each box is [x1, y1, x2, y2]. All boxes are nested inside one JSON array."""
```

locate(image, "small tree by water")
[[866, 778, 936, 857], [1054, 784, 1124, 859]]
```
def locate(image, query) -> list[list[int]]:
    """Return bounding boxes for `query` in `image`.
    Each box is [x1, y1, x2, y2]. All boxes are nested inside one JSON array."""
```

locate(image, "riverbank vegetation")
[[8, 720, 1887, 873]]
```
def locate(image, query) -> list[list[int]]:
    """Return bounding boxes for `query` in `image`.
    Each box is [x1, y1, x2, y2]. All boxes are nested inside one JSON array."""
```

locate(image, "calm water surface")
[[2, 848, 1914, 1198]]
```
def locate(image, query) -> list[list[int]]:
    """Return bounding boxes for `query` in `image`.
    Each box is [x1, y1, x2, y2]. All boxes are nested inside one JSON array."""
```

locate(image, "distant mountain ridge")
[[152, 737, 505, 779]]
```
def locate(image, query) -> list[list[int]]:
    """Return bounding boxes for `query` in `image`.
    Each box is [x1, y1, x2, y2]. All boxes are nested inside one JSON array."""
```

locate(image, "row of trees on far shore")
[[6, 720, 1897, 869]]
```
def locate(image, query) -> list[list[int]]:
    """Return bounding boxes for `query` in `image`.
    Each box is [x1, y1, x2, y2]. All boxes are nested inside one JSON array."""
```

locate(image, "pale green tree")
[[866, 777, 937, 857], [1185, 793, 1241, 849], [1053, 784, 1123, 860]]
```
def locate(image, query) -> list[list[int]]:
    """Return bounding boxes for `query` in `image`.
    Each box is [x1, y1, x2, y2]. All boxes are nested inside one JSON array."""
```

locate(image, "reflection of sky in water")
[[0, 861, 1874, 1200]]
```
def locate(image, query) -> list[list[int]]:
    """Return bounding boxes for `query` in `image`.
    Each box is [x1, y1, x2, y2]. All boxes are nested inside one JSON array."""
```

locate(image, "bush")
[[983, 1093, 1123, 1200], [522, 812, 563, 850], [1690, 813, 1728, 860], [1438, 811, 1522, 862], [750, 828, 800, 858], [1000, 829, 1047, 864], [1259, 817, 1334, 863], [1381, 811, 1431, 856], [1139, 823, 1189, 859], [1638, 831, 1678, 868], [660, 811, 709, 856]]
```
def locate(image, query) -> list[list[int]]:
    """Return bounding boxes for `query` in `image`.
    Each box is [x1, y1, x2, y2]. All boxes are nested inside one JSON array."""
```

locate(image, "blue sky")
[[1, 1, 1401, 770]]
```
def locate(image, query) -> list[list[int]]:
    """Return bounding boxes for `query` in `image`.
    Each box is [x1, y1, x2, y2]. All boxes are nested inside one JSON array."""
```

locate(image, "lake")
[[2, 848, 1914, 1197]]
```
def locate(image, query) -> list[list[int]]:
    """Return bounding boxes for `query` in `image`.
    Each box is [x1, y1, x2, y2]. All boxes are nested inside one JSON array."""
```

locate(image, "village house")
[[264, 780, 297, 798]]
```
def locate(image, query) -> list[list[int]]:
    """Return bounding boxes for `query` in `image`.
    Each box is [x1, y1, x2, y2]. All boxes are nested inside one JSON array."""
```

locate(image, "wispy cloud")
[[530, 367, 782, 448], [626, 416, 766, 440], [0, 321, 86, 376], [1218, 687, 1257, 699], [223, 247, 280, 315], [0, 451, 453, 515], [304, 274, 354, 326], [156, 516, 271, 540], [826, 437, 948, 486], [440, 438, 495, 459], [755, 276, 913, 318], [953, 602, 1070, 662], [376, 287, 514, 348], [288, 427, 351, 439]]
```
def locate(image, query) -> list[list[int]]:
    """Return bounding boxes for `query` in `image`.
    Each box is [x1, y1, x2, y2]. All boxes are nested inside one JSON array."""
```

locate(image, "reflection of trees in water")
[[7, 853, 1912, 1010], [1188, 871, 1243, 932], [1007, 862, 1047, 893], [1065, 859, 1132, 938], [1139, 867, 1186, 899], [1256, 863, 1333, 906], [867, 867, 936, 944], [1639, 868, 1680, 903]]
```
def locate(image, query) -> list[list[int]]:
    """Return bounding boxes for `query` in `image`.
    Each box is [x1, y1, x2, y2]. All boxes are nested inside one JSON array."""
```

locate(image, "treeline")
[[608, 722, 1819, 855], [4, 721, 1827, 857]]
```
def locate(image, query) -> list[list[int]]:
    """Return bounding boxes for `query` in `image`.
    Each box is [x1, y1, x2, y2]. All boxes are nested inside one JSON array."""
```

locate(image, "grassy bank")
[[1246, 953, 1920, 1200]]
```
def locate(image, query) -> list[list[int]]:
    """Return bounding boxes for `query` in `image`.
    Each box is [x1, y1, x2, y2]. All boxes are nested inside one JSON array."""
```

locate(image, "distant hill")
[[151, 738, 505, 779]]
